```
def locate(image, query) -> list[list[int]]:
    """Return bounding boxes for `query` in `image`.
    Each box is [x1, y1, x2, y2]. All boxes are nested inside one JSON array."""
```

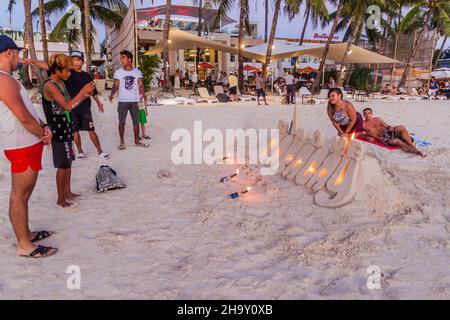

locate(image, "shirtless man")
[[362, 108, 425, 157]]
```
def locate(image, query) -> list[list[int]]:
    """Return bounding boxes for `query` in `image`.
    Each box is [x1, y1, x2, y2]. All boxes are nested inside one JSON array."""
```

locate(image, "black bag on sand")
[[216, 93, 230, 102], [96, 165, 126, 192]]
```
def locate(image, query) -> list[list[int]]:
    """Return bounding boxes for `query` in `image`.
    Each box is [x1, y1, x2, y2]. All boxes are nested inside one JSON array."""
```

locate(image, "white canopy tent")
[[245, 40, 402, 64], [145, 29, 402, 64], [144, 29, 263, 61]]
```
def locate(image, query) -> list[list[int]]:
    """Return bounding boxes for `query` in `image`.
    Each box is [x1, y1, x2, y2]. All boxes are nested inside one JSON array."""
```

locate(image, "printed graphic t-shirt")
[[113, 68, 143, 103]]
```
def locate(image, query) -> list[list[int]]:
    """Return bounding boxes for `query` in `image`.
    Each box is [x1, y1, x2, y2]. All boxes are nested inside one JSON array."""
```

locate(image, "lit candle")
[[220, 169, 239, 183], [229, 186, 251, 199]]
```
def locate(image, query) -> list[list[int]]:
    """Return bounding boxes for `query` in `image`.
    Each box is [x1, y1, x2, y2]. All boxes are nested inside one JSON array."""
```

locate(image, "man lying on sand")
[[362, 108, 426, 157]]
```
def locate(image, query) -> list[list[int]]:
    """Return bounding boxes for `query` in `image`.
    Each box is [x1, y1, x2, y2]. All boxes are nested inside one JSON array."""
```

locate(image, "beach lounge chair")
[[300, 87, 326, 105], [237, 88, 256, 101], [213, 85, 225, 95], [197, 87, 219, 104]]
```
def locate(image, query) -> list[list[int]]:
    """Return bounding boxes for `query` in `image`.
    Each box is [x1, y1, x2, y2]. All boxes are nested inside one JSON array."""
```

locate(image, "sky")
[[0, 0, 446, 48]]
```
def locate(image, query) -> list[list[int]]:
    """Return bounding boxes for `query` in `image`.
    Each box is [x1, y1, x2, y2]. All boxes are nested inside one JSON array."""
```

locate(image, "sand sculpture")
[[271, 116, 366, 208]]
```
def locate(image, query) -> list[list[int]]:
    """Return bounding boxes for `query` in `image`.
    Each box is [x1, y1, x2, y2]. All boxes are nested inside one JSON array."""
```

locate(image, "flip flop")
[[20, 245, 58, 258], [117, 143, 126, 150], [31, 231, 54, 243], [142, 135, 152, 140], [135, 142, 149, 148], [76, 153, 86, 159], [99, 152, 110, 159]]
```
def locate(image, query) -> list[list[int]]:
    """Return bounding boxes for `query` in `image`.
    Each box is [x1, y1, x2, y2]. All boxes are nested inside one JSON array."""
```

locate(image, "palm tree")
[[264, 0, 269, 42], [24, 0, 44, 86], [284, 0, 328, 46], [262, 0, 282, 81], [193, 0, 214, 73], [434, 35, 449, 69], [163, 0, 172, 91], [7, 0, 17, 30], [214, 0, 251, 92], [33, 0, 127, 58], [312, 0, 345, 93], [334, 0, 385, 85], [38, 0, 49, 63], [82, 0, 92, 70], [398, 0, 450, 87], [431, 7, 450, 69], [284, 0, 328, 72]]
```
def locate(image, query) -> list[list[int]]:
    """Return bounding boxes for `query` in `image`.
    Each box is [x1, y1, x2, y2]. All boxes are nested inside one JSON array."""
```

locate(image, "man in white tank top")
[[0, 35, 57, 258]]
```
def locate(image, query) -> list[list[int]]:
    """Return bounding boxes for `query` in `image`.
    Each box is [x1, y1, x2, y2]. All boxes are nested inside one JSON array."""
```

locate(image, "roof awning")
[[144, 29, 263, 61], [144, 30, 402, 64], [245, 41, 403, 64]]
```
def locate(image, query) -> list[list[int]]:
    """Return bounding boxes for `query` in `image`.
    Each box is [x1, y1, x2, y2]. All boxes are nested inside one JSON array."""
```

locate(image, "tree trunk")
[[83, 0, 92, 72], [196, 0, 203, 73], [262, 0, 282, 82], [299, 4, 310, 46], [237, 1, 246, 92], [337, 18, 362, 86], [433, 34, 448, 70], [163, 0, 172, 91], [23, 0, 44, 86], [312, 0, 344, 93], [264, 0, 268, 43], [398, 11, 432, 88], [38, 0, 49, 63]]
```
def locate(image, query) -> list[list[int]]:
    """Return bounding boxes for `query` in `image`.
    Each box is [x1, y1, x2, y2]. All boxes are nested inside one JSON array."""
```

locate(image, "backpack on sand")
[[96, 165, 126, 192], [216, 93, 230, 102]]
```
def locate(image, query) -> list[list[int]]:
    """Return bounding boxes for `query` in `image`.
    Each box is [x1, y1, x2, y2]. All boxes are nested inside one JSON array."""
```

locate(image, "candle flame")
[[236, 169, 239, 174], [247, 186, 251, 192], [318, 168, 327, 177], [351, 132, 356, 140]]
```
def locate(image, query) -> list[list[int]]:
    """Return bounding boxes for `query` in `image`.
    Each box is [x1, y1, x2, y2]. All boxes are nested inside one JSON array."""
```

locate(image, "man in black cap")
[[24, 50, 109, 159], [65, 50, 108, 159], [0, 35, 57, 258]]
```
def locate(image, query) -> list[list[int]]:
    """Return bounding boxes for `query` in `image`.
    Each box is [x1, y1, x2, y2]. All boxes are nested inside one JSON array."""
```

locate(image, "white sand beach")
[[0, 94, 449, 299]]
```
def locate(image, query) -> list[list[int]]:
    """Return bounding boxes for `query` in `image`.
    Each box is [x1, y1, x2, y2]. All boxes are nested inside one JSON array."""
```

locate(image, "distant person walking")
[[255, 72, 268, 106], [284, 71, 295, 104], [228, 72, 238, 101]]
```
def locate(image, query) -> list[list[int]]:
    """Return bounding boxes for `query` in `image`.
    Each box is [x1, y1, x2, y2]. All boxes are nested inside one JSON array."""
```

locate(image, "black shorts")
[[118, 102, 139, 127], [229, 86, 237, 95], [256, 89, 265, 97], [51, 141, 75, 169], [72, 110, 95, 132]]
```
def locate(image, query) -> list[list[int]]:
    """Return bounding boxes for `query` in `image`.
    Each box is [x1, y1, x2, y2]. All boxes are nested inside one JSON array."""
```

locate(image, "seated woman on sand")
[[327, 88, 364, 139], [361, 108, 426, 157]]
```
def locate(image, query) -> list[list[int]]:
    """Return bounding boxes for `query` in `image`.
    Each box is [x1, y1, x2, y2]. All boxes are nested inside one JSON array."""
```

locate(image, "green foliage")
[[349, 67, 371, 90], [138, 54, 161, 91], [324, 69, 338, 84]]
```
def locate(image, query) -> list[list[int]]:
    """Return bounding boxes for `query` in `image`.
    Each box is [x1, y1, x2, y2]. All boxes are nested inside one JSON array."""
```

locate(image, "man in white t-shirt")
[[109, 50, 148, 149], [0, 35, 57, 258]]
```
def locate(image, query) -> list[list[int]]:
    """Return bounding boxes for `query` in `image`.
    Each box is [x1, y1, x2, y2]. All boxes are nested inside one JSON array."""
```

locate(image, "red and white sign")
[[314, 33, 339, 40]]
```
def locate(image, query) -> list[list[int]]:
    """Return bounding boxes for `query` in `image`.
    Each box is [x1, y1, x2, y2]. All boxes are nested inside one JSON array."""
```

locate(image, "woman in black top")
[[42, 53, 94, 207]]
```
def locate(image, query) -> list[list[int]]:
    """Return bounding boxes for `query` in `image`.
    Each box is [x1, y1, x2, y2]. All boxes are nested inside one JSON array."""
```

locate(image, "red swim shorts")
[[4, 142, 44, 173]]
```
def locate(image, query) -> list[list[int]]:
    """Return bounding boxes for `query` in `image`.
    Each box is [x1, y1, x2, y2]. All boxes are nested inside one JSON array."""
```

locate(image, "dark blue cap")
[[0, 35, 22, 53], [70, 50, 84, 61]]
